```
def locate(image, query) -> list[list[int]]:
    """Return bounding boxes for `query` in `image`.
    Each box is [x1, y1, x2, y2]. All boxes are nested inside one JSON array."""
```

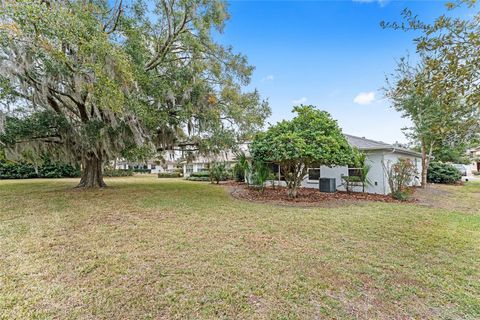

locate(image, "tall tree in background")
[[0, 0, 270, 188], [386, 61, 477, 187], [384, 1, 480, 186]]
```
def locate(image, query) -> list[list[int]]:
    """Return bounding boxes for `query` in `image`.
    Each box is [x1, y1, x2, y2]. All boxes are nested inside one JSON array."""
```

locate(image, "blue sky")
[[216, 0, 473, 144]]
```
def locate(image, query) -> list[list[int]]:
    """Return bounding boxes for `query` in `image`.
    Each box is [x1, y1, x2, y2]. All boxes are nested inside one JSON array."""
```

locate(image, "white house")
[[114, 150, 181, 174], [467, 146, 480, 175], [267, 134, 423, 195], [181, 143, 250, 177]]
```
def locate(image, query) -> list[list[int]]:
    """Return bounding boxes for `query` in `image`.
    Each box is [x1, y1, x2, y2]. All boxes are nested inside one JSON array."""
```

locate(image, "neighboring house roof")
[[345, 134, 422, 157]]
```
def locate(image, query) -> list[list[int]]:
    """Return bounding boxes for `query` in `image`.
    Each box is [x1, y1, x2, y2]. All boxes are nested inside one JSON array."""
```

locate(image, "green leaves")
[[0, 0, 270, 175], [250, 105, 355, 198]]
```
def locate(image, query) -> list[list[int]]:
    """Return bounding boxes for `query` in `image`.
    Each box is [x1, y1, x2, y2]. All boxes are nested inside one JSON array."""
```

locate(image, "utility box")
[[319, 178, 336, 193]]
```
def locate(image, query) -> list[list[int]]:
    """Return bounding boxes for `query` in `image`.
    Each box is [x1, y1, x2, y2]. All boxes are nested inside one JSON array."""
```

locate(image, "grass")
[[1, 176, 479, 319]]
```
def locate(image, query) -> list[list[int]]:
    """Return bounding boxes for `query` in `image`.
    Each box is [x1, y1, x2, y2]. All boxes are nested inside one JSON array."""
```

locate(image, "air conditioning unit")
[[319, 178, 336, 193]]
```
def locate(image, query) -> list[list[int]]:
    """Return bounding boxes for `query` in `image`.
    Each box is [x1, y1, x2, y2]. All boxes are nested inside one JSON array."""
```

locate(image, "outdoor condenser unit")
[[319, 178, 336, 193]]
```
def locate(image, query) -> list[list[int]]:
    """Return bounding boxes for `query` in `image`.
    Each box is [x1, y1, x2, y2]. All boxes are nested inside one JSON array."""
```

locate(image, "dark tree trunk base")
[[76, 154, 106, 188]]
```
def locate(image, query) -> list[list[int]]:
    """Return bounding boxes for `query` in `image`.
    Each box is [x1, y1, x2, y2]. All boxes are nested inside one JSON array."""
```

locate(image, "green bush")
[[186, 176, 210, 182], [189, 171, 210, 178], [427, 162, 462, 184], [103, 169, 134, 177], [209, 162, 229, 184], [0, 160, 80, 179], [157, 172, 182, 178], [233, 163, 245, 182], [133, 168, 151, 174]]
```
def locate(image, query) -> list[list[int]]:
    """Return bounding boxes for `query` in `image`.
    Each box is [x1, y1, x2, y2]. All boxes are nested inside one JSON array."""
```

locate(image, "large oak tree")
[[0, 0, 270, 187]]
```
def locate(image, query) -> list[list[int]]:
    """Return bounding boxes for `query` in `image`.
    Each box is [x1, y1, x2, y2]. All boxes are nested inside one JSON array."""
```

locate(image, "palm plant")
[[251, 160, 270, 194], [235, 151, 251, 186]]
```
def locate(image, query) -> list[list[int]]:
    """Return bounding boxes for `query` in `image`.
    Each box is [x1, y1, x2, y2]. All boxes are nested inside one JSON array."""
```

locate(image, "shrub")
[[157, 172, 182, 178], [209, 162, 229, 184], [383, 158, 416, 201], [189, 171, 210, 178], [133, 168, 151, 174], [0, 160, 80, 179], [427, 162, 462, 184], [103, 169, 134, 177], [250, 160, 270, 193], [186, 176, 210, 182], [232, 163, 245, 182]]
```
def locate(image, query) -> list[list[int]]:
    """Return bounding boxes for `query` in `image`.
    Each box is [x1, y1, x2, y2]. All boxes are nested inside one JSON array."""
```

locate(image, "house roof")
[[344, 134, 422, 157]]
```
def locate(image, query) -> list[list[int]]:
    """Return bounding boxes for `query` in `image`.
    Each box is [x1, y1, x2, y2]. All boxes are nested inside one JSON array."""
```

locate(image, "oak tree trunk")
[[77, 153, 106, 188]]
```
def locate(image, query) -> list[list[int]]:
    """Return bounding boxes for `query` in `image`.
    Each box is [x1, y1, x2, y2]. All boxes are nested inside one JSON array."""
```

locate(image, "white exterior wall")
[[267, 151, 423, 195], [381, 152, 422, 194]]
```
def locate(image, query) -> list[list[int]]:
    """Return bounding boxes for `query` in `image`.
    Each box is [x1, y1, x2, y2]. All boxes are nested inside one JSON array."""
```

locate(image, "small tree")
[[250, 105, 355, 198], [383, 158, 416, 200], [209, 162, 228, 184], [251, 160, 270, 194]]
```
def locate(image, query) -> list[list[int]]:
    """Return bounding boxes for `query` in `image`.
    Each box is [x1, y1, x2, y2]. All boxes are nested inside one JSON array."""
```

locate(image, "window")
[[348, 167, 362, 177], [308, 168, 321, 180], [186, 164, 193, 174], [268, 163, 279, 179], [151, 165, 156, 170]]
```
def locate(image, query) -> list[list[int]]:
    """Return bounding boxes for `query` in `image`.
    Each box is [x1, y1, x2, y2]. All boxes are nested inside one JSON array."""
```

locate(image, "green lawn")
[[1, 176, 479, 319]]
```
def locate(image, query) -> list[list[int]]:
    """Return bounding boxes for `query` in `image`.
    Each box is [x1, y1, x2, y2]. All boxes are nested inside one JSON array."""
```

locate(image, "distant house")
[[267, 134, 423, 195], [114, 150, 180, 174], [468, 146, 480, 174], [181, 143, 250, 177]]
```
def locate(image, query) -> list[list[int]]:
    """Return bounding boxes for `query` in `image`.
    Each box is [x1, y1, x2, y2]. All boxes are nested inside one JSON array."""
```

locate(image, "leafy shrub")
[[158, 172, 182, 178], [103, 169, 134, 177], [383, 158, 416, 201], [186, 170, 210, 181], [186, 176, 210, 181], [250, 160, 270, 193], [39, 162, 80, 178], [427, 162, 462, 184], [189, 171, 210, 178], [209, 162, 229, 184], [0, 160, 80, 179], [133, 168, 151, 174], [233, 163, 245, 182]]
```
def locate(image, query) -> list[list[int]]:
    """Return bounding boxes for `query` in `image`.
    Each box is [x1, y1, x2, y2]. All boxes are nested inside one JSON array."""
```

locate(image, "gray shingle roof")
[[344, 134, 422, 157]]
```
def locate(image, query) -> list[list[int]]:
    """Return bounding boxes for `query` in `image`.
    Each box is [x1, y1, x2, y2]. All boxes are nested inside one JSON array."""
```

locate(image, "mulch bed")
[[224, 182, 417, 207]]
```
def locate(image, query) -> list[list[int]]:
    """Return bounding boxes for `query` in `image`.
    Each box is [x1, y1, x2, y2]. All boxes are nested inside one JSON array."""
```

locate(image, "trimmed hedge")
[[186, 176, 210, 181], [427, 162, 462, 184], [186, 171, 210, 181], [0, 160, 80, 179], [103, 169, 134, 177], [189, 171, 210, 178], [158, 172, 182, 178], [133, 168, 151, 174]]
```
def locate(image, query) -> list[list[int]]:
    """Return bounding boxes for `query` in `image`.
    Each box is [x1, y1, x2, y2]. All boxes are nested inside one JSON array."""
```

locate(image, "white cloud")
[[353, 0, 388, 6], [261, 74, 274, 82], [292, 97, 307, 104], [353, 91, 376, 105]]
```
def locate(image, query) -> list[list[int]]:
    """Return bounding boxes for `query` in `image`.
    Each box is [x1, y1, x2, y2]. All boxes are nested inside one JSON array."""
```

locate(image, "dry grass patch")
[[1, 176, 479, 319]]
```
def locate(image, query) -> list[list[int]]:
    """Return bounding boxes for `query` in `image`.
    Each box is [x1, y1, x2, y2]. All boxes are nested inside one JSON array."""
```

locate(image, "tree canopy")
[[383, 1, 480, 186], [0, 0, 270, 187], [250, 105, 354, 198]]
